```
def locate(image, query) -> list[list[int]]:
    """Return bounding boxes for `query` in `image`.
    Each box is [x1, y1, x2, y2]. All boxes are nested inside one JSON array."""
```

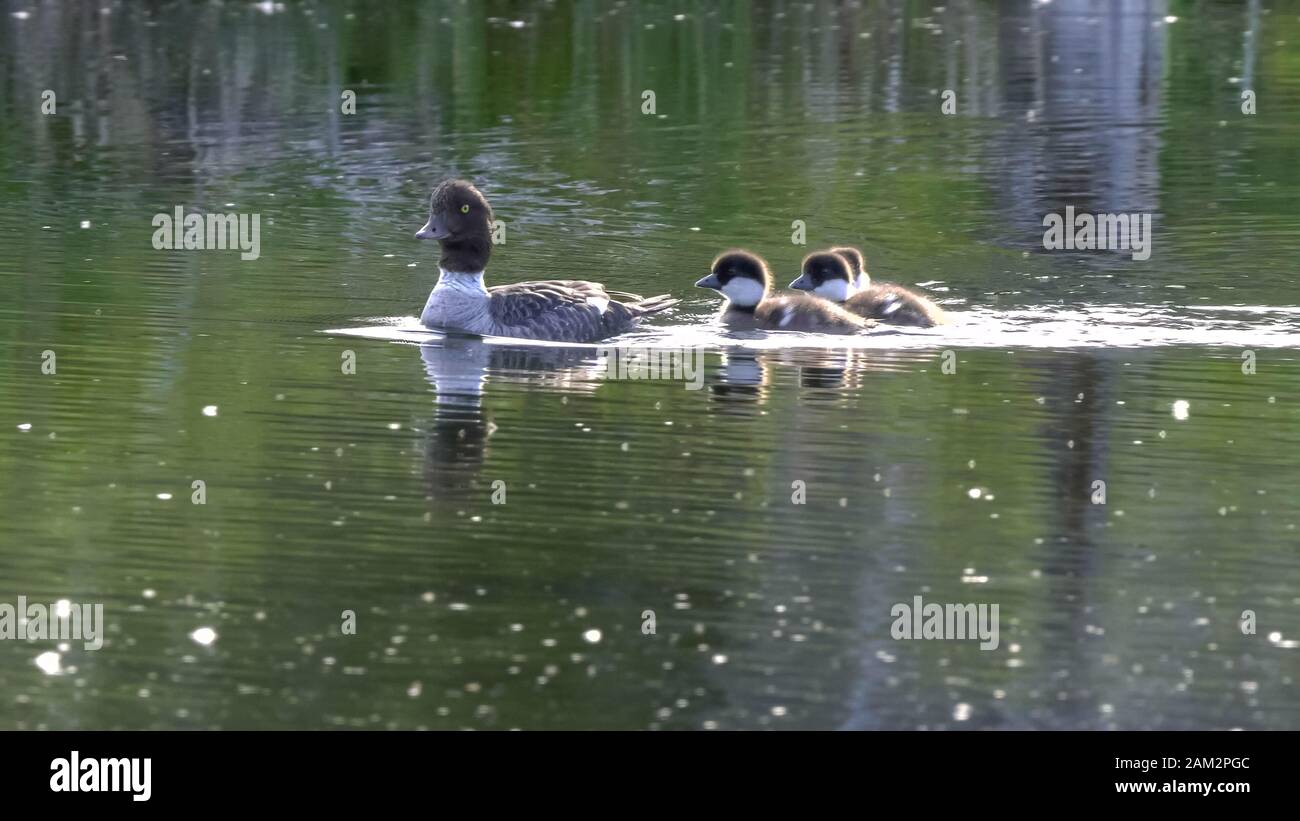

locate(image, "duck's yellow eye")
[[460, 204, 470, 214]]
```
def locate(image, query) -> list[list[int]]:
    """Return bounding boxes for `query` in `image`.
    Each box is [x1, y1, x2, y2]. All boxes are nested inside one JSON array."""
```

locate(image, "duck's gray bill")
[[788, 274, 812, 290], [695, 273, 721, 289], [415, 219, 449, 240]]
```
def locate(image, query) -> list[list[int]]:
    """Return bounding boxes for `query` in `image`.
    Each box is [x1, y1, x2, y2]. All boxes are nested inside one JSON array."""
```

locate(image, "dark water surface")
[[1, 0, 1297, 729]]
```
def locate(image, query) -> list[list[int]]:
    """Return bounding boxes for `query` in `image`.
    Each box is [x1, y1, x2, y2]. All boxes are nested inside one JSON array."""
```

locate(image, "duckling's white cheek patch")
[[721, 277, 765, 307], [814, 279, 852, 302]]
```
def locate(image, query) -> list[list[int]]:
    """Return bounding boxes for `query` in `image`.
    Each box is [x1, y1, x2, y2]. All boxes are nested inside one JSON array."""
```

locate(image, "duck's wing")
[[487, 280, 635, 341]]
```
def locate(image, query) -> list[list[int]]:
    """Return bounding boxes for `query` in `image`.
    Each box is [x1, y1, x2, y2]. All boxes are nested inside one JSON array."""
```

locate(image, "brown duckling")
[[790, 247, 948, 328]]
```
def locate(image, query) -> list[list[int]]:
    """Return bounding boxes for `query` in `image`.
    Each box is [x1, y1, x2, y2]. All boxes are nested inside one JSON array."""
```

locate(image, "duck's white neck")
[[435, 269, 489, 296]]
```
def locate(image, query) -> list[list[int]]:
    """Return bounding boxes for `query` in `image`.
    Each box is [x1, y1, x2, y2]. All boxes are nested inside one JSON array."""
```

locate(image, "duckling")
[[415, 179, 677, 343], [695, 250, 872, 335], [832, 246, 872, 291], [790, 248, 948, 328]]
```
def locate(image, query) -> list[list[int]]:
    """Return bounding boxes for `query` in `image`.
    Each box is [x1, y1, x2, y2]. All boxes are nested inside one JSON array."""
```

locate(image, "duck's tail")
[[622, 293, 679, 318]]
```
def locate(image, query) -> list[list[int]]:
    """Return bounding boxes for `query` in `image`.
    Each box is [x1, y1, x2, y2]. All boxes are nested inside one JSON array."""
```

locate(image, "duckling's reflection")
[[706, 346, 926, 411], [788, 347, 854, 389], [708, 348, 770, 407], [417, 336, 601, 494]]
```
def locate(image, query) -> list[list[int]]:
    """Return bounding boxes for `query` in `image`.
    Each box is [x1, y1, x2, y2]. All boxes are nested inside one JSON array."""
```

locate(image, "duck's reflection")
[[417, 339, 491, 494], [416, 336, 602, 494], [416, 337, 927, 490]]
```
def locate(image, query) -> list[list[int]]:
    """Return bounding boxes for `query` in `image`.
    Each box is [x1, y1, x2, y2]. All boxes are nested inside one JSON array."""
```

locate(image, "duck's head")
[[830, 246, 870, 290], [416, 179, 494, 273], [789, 251, 855, 302], [417, 179, 492, 241], [695, 250, 771, 308]]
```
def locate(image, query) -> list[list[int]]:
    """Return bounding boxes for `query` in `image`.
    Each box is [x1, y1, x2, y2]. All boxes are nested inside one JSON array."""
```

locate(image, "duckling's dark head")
[[417, 179, 494, 272], [830, 246, 870, 288], [695, 250, 771, 308], [789, 251, 854, 302]]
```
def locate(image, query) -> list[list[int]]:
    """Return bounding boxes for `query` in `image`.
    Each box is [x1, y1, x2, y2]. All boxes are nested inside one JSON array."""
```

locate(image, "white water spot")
[[35, 651, 61, 675], [201, 405, 218, 417], [142, 588, 156, 599], [967, 487, 982, 499], [80, 220, 92, 229], [54, 599, 72, 619], [156, 493, 172, 501], [953, 703, 973, 721], [1172, 400, 1190, 420], [582, 628, 602, 644], [17, 423, 32, 432], [770, 705, 787, 717], [190, 627, 218, 646], [711, 654, 728, 665]]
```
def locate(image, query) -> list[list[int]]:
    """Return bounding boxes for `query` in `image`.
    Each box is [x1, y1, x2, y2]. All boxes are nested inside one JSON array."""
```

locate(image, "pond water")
[[1, 0, 1297, 729]]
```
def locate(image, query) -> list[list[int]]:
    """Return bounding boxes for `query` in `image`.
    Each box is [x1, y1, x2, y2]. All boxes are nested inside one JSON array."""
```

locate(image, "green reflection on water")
[[0, 1, 1297, 729]]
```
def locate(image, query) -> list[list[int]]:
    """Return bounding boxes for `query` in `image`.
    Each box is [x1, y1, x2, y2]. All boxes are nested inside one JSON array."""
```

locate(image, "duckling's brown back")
[[845, 284, 947, 327], [754, 294, 870, 335]]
